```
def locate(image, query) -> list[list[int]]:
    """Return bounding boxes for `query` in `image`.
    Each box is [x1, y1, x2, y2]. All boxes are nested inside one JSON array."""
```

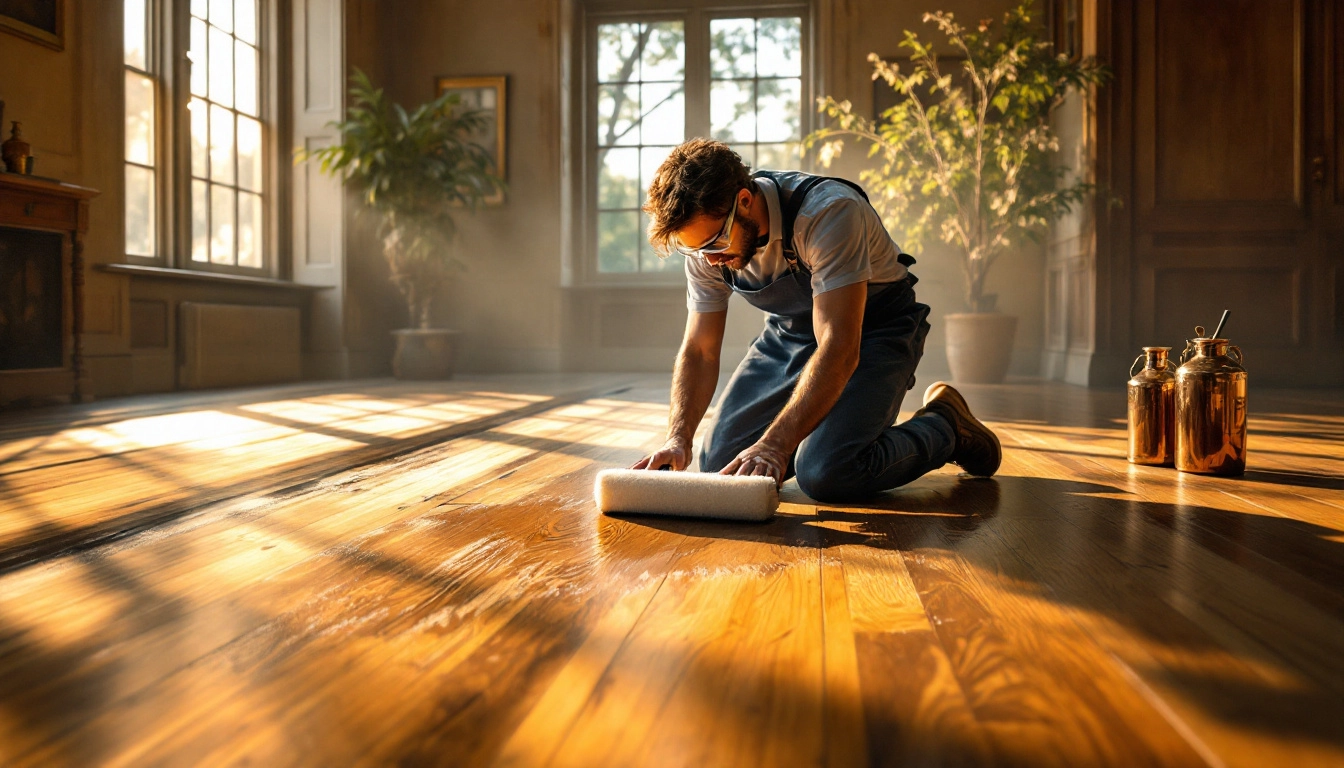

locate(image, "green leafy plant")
[[804, 2, 1108, 312], [298, 69, 504, 328]]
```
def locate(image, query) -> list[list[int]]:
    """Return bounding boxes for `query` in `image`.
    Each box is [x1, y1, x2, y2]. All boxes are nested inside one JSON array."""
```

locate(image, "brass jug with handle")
[[1128, 347, 1175, 466], [1175, 329, 1247, 475]]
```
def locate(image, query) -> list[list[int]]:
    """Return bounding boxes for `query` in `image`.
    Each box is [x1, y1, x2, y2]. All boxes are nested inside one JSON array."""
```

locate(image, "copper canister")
[[1128, 347, 1175, 465], [1175, 337, 1247, 475]]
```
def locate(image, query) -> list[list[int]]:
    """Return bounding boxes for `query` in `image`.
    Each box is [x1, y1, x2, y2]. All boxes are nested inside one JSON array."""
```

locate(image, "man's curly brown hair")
[[642, 139, 752, 257]]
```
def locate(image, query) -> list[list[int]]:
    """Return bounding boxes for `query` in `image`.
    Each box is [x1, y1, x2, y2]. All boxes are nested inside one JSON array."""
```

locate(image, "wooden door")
[[1130, 0, 1343, 385], [1318, 0, 1344, 348]]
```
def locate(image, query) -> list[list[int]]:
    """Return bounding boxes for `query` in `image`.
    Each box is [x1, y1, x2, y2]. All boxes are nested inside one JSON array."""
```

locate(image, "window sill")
[[100, 264, 331, 291]]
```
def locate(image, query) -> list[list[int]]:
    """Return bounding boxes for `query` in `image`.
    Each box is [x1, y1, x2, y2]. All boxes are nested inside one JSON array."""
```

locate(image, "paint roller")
[[594, 468, 779, 522]]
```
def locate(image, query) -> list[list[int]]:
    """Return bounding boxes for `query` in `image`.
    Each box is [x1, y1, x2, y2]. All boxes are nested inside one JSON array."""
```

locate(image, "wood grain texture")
[[0, 379, 1341, 766]]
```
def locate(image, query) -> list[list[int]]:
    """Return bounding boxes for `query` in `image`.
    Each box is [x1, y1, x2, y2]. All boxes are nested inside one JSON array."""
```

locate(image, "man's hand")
[[631, 435, 693, 471], [720, 438, 791, 485]]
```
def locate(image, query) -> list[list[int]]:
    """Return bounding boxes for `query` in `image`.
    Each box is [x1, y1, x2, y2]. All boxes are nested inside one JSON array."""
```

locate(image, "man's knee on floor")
[[794, 461, 863, 503]]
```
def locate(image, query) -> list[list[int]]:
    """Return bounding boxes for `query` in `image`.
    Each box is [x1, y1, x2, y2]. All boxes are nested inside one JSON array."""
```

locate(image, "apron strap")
[[721, 172, 918, 285]]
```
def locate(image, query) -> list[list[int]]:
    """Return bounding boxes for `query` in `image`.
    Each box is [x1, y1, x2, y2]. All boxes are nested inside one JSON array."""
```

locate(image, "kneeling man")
[[631, 139, 1001, 502]]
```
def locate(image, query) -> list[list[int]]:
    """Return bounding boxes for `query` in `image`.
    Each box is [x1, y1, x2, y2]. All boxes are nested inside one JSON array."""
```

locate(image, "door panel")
[[1154, 0, 1298, 206]]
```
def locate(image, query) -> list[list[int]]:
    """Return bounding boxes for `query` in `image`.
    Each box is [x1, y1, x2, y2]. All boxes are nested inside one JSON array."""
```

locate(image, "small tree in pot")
[[299, 69, 503, 379], [805, 2, 1107, 383]]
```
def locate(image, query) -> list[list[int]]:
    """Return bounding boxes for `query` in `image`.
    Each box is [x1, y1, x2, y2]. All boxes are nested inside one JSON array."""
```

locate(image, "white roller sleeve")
[[594, 469, 779, 522]]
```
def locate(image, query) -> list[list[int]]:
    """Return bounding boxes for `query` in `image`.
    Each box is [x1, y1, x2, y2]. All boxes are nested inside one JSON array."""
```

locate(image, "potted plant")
[[299, 69, 503, 379], [805, 2, 1107, 383]]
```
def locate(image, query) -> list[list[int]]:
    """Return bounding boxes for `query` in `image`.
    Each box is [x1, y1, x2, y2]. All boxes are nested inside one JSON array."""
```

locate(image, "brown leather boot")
[[915, 381, 1002, 477]]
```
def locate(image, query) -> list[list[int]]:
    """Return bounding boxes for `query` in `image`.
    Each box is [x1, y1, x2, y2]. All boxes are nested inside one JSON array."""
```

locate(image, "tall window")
[[124, 0, 157, 258], [189, 0, 263, 268], [123, 0, 268, 273], [709, 17, 802, 174], [590, 9, 806, 278], [595, 21, 686, 275]]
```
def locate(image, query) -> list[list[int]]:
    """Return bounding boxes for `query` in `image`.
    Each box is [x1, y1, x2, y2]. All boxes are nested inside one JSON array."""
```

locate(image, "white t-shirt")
[[685, 174, 907, 313]]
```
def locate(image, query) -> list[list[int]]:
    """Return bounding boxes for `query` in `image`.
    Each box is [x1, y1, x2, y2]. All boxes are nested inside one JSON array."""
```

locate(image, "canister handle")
[[1228, 345, 1244, 365], [1129, 355, 1145, 378]]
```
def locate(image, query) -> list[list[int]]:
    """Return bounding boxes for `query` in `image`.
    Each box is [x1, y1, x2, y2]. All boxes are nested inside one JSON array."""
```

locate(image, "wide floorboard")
[[0, 376, 1341, 767]]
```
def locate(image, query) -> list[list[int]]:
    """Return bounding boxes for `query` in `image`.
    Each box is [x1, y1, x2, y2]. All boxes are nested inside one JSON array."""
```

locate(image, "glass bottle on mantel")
[[1127, 346, 1176, 466], [1175, 332, 1248, 475]]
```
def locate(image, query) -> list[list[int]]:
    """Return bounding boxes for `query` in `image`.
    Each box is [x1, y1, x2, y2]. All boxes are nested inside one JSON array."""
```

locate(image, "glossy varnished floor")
[[1, 376, 1342, 766]]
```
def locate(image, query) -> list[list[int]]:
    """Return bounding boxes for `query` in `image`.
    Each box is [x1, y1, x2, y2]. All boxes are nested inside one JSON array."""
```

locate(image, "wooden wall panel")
[[1153, 0, 1299, 205]]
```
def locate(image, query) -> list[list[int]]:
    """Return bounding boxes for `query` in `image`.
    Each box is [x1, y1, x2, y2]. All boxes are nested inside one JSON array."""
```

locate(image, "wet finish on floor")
[[0, 376, 1341, 766]]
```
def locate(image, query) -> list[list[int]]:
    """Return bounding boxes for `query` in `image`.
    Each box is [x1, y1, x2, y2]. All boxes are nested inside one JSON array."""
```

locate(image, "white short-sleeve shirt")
[[685, 174, 907, 313]]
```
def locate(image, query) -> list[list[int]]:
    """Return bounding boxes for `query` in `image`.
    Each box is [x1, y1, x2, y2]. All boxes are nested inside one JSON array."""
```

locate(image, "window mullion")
[[165, 0, 189, 268], [685, 9, 711, 139]]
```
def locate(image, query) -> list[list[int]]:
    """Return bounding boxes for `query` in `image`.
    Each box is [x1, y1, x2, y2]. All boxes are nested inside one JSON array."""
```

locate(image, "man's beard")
[[724, 216, 762, 271]]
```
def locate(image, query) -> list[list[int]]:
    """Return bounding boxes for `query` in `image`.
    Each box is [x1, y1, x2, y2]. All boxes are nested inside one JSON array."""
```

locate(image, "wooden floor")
[[1, 375, 1341, 767]]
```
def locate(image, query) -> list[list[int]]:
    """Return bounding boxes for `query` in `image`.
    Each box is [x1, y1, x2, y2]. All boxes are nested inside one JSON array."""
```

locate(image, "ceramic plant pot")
[[944, 312, 1018, 384], [391, 328, 462, 380]]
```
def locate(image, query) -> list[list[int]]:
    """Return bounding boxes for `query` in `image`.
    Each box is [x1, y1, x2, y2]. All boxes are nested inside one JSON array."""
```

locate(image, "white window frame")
[[124, 0, 283, 277], [579, 0, 814, 287]]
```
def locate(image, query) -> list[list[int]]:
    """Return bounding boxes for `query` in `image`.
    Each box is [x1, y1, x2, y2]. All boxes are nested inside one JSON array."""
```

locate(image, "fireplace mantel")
[[0, 172, 99, 405]]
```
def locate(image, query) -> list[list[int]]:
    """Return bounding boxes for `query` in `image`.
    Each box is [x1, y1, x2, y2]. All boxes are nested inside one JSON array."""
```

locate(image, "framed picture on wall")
[[0, 0, 64, 50], [436, 75, 507, 203]]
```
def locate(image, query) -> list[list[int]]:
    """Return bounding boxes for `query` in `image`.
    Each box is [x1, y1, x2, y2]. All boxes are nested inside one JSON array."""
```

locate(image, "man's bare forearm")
[[760, 343, 857, 452], [668, 345, 720, 444]]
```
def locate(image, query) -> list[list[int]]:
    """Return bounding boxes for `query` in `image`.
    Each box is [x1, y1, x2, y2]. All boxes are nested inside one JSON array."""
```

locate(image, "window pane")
[[209, 0, 232, 32], [235, 41, 258, 116], [125, 165, 155, 257], [756, 79, 801, 142], [597, 23, 640, 83], [756, 18, 801, 77], [711, 19, 755, 79], [640, 82, 683, 146], [125, 71, 155, 165], [641, 21, 684, 81], [237, 115, 263, 192], [234, 0, 257, 44], [711, 80, 755, 142], [209, 104, 235, 184], [210, 185, 236, 264], [208, 26, 234, 107], [190, 18, 208, 97], [191, 0, 209, 19], [639, 146, 673, 205], [192, 180, 209, 262], [757, 143, 802, 171], [598, 147, 638, 210], [598, 211, 638, 272], [190, 98, 209, 178], [124, 0, 147, 69], [238, 191, 262, 268], [597, 85, 639, 146]]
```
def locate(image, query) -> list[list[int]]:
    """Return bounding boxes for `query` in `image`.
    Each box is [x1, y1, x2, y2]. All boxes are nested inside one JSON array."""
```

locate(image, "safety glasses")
[[673, 204, 737, 258]]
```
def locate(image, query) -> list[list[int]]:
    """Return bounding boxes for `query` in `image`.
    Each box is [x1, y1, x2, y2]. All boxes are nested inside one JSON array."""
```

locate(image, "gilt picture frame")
[[436, 75, 507, 204], [0, 0, 64, 51]]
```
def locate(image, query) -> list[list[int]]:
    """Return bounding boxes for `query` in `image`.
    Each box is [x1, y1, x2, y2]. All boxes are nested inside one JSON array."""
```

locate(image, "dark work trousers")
[[698, 267, 956, 503]]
